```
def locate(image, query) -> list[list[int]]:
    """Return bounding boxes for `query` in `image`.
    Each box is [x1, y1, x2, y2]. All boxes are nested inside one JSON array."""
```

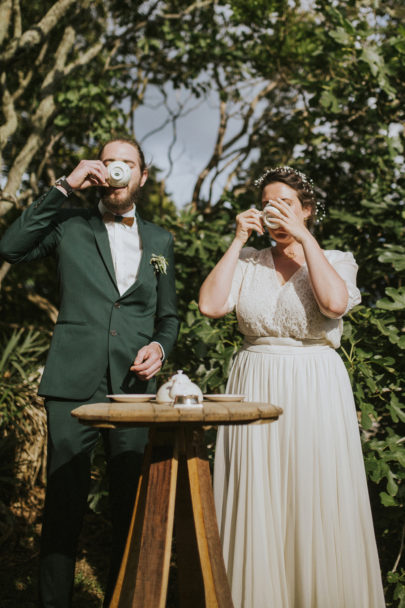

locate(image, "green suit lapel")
[[88, 211, 118, 291]]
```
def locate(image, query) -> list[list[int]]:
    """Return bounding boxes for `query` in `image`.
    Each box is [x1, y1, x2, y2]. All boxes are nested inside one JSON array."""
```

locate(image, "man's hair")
[[98, 137, 146, 173]]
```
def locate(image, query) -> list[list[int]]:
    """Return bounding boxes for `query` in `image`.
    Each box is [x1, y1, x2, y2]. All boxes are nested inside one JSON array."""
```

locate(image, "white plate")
[[106, 394, 155, 403], [203, 394, 246, 402]]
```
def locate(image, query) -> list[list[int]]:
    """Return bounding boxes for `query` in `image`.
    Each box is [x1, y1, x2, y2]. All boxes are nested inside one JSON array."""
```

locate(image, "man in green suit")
[[0, 138, 179, 607]]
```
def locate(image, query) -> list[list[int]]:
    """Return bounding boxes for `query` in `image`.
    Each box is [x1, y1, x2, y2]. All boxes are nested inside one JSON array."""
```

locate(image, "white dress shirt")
[[98, 201, 141, 296], [98, 201, 164, 359]]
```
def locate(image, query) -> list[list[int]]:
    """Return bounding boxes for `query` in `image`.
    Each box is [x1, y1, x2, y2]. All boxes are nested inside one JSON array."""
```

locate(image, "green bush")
[[153, 194, 405, 604], [0, 328, 49, 543]]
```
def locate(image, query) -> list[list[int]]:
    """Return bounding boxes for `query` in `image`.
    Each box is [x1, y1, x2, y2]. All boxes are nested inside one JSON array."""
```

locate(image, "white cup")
[[107, 161, 131, 187], [261, 203, 281, 229]]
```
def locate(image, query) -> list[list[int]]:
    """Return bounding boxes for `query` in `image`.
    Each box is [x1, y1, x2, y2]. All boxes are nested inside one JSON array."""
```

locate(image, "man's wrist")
[[54, 176, 74, 196], [151, 341, 165, 361]]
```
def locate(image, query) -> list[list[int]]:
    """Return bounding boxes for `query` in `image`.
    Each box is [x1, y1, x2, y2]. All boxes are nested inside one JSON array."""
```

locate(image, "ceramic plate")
[[106, 394, 155, 403], [203, 394, 246, 402]]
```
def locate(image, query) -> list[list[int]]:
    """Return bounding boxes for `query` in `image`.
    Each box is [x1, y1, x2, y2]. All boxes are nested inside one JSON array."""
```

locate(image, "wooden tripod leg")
[[183, 427, 234, 608], [109, 428, 178, 608], [175, 449, 206, 608]]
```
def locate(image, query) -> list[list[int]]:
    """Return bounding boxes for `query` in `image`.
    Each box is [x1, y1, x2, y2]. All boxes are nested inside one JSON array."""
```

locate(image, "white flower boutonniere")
[[150, 253, 168, 275]]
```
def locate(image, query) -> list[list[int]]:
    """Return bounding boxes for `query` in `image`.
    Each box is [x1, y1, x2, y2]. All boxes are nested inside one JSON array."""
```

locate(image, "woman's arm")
[[301, 233, 349, 318], [199, 238, 243, 318], [270, 198, 349, 318], [199, 209, 263, 318]]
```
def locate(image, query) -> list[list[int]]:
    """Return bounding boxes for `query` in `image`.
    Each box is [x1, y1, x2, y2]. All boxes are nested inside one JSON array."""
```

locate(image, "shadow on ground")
[[0, 490, 110, 607], [0, 489, 180, 607]]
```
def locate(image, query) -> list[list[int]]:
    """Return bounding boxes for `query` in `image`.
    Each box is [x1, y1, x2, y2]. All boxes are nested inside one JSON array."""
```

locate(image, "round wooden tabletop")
[[71, 399, 283, 427]]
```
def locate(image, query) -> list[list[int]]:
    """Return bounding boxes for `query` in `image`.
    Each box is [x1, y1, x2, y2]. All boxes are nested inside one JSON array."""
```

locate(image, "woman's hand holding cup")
[[261, 202, 282, 229], [235, 209, 264, 245]]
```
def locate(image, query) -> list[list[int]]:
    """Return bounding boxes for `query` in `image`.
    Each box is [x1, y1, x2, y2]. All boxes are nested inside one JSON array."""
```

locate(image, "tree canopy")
[[0, 0, 404, 604]]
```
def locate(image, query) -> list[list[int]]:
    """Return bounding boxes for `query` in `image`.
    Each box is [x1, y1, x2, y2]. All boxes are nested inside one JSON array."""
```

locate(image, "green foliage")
[[341, 305, 404, 493], [152, 184, 405, 604], [225, 5, 405, 600], [0, 328, 49, 428], [154, 181, 404, 602], [152, 198, 246, 387], [0, 327, 48, 523], [1, 0, 404, 601]]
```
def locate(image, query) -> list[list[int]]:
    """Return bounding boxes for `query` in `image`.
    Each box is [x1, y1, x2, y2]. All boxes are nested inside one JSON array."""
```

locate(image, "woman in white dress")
[[199, 167, 385, 608]]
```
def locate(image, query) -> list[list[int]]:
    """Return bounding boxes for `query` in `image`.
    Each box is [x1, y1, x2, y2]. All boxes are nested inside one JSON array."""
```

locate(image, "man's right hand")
[[63, 160, 109, 191]]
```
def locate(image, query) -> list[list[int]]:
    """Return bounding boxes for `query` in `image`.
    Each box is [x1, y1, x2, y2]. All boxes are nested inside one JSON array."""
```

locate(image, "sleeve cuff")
[[54, 185, 69, 197], [151, 341, 165, 361]]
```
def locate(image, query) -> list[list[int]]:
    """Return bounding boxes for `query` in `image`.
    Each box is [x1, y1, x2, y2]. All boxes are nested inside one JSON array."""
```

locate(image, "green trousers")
[[39, 374, 148, 608]]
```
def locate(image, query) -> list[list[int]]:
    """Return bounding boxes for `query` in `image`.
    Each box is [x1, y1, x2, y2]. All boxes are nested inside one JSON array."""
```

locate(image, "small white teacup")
[[107, 161, 131, 187], [261, 202, 281, 229]]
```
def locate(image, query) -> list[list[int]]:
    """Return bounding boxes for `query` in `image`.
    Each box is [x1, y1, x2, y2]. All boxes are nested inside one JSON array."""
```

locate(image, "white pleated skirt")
[[214, 341, 385, 608]]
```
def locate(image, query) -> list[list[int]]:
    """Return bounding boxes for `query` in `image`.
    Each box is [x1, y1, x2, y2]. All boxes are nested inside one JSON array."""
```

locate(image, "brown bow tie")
[[103, 211, 134, 227]]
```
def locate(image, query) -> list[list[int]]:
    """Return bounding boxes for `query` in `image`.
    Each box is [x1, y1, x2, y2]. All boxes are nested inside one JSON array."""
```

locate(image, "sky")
[[133, 82, 260, 208], [134, 85, 222, 207]]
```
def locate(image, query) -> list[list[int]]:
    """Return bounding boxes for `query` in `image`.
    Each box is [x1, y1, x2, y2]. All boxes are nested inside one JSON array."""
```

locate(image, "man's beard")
[[101, 183, 142, 214]]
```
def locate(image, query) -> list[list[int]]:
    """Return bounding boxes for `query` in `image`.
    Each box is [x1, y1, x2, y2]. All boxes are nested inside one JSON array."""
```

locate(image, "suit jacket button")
[[114, 302, 120, 308], [110, 330, 117, 336]]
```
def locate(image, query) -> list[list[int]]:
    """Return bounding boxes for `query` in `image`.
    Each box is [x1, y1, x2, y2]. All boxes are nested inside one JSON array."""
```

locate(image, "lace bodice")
[[226, 248, 361, 348]]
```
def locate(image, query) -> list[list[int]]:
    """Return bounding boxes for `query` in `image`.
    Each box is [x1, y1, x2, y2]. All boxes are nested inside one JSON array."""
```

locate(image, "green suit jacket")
[[0, 188, 179, 399]]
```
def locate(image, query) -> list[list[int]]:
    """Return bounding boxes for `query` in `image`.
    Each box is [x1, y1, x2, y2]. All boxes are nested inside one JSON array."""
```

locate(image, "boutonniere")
[[150, 253, 168, 275]]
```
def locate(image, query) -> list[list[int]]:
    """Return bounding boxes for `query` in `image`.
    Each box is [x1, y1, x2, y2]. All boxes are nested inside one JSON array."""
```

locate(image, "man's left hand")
[[130, 343, 163, 380]]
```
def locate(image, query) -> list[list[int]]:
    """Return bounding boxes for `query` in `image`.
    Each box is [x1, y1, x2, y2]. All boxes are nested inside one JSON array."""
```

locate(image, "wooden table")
[[71, 400, 282, 608]]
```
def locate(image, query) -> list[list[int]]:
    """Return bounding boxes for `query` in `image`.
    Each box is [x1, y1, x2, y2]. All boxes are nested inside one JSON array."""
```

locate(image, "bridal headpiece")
[[254, 166, 325, 222], [254, 166, 315, 194]]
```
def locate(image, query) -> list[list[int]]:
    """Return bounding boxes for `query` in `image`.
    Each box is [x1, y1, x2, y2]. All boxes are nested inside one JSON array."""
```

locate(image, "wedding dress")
[[213, 247, 385, 608]]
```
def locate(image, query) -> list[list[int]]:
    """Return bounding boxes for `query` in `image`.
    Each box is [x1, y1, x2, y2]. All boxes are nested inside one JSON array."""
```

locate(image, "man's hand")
[[130, 343, 163, 381], [61, 160, 110, 192]]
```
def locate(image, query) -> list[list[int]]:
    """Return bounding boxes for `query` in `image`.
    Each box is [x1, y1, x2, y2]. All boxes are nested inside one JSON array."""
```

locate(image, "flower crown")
[[254, 166, 315, 193], [254, 166, 325, 222]]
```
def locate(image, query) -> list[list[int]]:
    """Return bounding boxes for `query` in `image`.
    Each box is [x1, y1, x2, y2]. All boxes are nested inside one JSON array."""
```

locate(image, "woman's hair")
[[98, 136, 146, 173], [254, 166, 318, 228]]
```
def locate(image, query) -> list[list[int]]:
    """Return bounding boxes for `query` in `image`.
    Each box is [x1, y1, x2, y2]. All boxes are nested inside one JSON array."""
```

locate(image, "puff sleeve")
[[225, 247, 257, 313], [325, 250, 362, 316]]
